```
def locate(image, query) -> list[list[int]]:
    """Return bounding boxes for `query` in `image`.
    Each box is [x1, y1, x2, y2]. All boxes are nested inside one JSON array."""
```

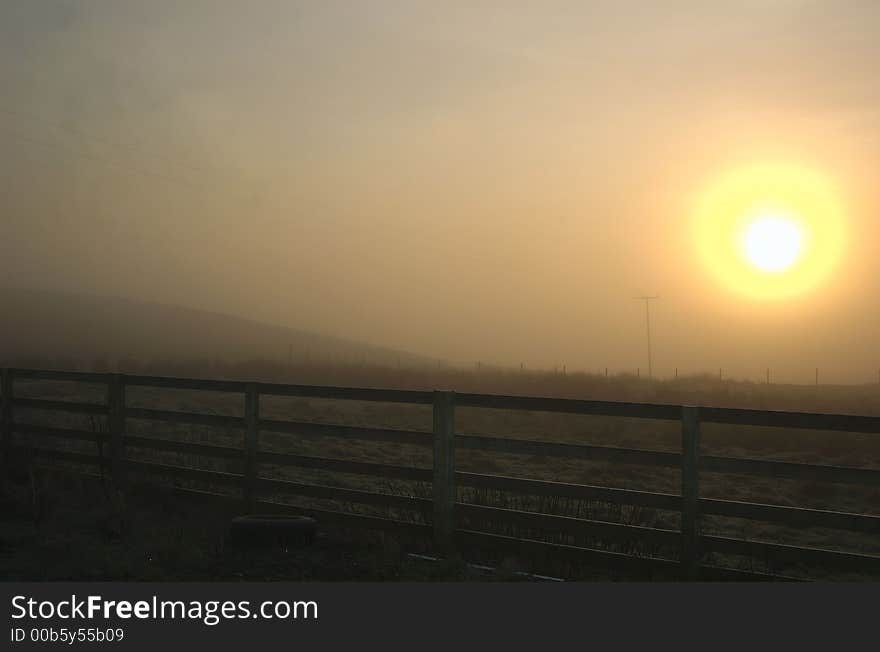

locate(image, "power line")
[[634, 295, 659, 378]]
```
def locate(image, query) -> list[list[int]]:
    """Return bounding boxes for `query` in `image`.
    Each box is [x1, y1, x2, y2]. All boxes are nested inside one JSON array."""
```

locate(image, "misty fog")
[[3, 1, 880, 384]]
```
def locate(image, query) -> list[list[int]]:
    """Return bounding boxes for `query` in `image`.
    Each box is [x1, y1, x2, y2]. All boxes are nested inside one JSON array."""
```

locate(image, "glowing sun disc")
[[742, 215, 803, 272], [692, 163, 847, 300]]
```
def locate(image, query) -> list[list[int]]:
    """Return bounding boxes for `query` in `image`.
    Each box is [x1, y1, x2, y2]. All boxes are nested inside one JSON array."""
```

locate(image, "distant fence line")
[[1, 367, 879, 581]]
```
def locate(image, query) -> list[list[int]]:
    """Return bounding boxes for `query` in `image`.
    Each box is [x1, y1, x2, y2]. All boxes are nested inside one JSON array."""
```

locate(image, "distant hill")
[[0, 287, 431, 368]]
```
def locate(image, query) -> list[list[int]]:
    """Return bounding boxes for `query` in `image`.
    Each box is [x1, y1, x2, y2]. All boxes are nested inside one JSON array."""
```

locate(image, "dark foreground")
[[0, 474, 540, 582]]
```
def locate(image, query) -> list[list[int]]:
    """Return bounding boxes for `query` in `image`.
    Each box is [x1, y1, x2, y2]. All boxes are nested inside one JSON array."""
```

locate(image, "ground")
[[4, 371, 880, 580], [0, 476, 532, 582]]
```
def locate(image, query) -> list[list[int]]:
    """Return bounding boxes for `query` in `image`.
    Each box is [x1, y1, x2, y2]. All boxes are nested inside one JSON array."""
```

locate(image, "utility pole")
[[634, 296, 659, 379]]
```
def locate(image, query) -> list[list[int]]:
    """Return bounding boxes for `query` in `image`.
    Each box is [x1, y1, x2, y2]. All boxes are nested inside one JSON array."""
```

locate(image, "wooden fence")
[[1, 367, 879, 581]]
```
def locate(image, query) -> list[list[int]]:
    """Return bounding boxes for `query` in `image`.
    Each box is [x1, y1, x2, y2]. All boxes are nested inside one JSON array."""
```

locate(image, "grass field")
[[3, 363, 880, 580]]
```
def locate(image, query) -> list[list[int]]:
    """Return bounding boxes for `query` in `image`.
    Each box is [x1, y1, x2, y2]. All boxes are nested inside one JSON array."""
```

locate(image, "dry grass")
[[5, 363, 880, 580]]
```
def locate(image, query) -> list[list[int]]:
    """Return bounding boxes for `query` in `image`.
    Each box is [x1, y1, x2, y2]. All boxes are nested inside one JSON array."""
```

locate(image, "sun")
[[693, 163, 846, 300], [741, 213, 803, 272]]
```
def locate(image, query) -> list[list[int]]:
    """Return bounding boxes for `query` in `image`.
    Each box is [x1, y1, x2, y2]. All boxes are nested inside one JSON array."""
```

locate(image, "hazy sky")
[[2, 1, 879, 383]]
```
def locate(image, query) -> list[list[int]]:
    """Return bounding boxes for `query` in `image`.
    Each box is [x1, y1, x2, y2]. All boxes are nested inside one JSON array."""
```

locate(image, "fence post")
[[680, 405, 701, 580], [108, 374, 127, 491], [432, 390, 456, 553], [1, 368, 12, 473], [244, 384, 260, 512]]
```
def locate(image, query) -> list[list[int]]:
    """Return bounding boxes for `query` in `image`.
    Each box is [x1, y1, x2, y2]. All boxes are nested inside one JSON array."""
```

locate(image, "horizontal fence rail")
[[456, 472, 683, 511], [12, 397, 108, 415], [454, 393, 683, 420], [457, 434, 681, 467], [258, 451, 433, 482], [2, 367, 879, 581], [699, 498, 880, 535], [457, 503, 682, 547], [701, 454, 880, 486], [126, 407, 245, 428], [258, 418, 432, 447], [257, 477, 433, 513]]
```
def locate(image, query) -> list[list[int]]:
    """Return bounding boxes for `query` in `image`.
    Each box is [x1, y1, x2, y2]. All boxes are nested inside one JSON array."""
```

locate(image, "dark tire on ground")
[[228, 514, 317, 549]]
